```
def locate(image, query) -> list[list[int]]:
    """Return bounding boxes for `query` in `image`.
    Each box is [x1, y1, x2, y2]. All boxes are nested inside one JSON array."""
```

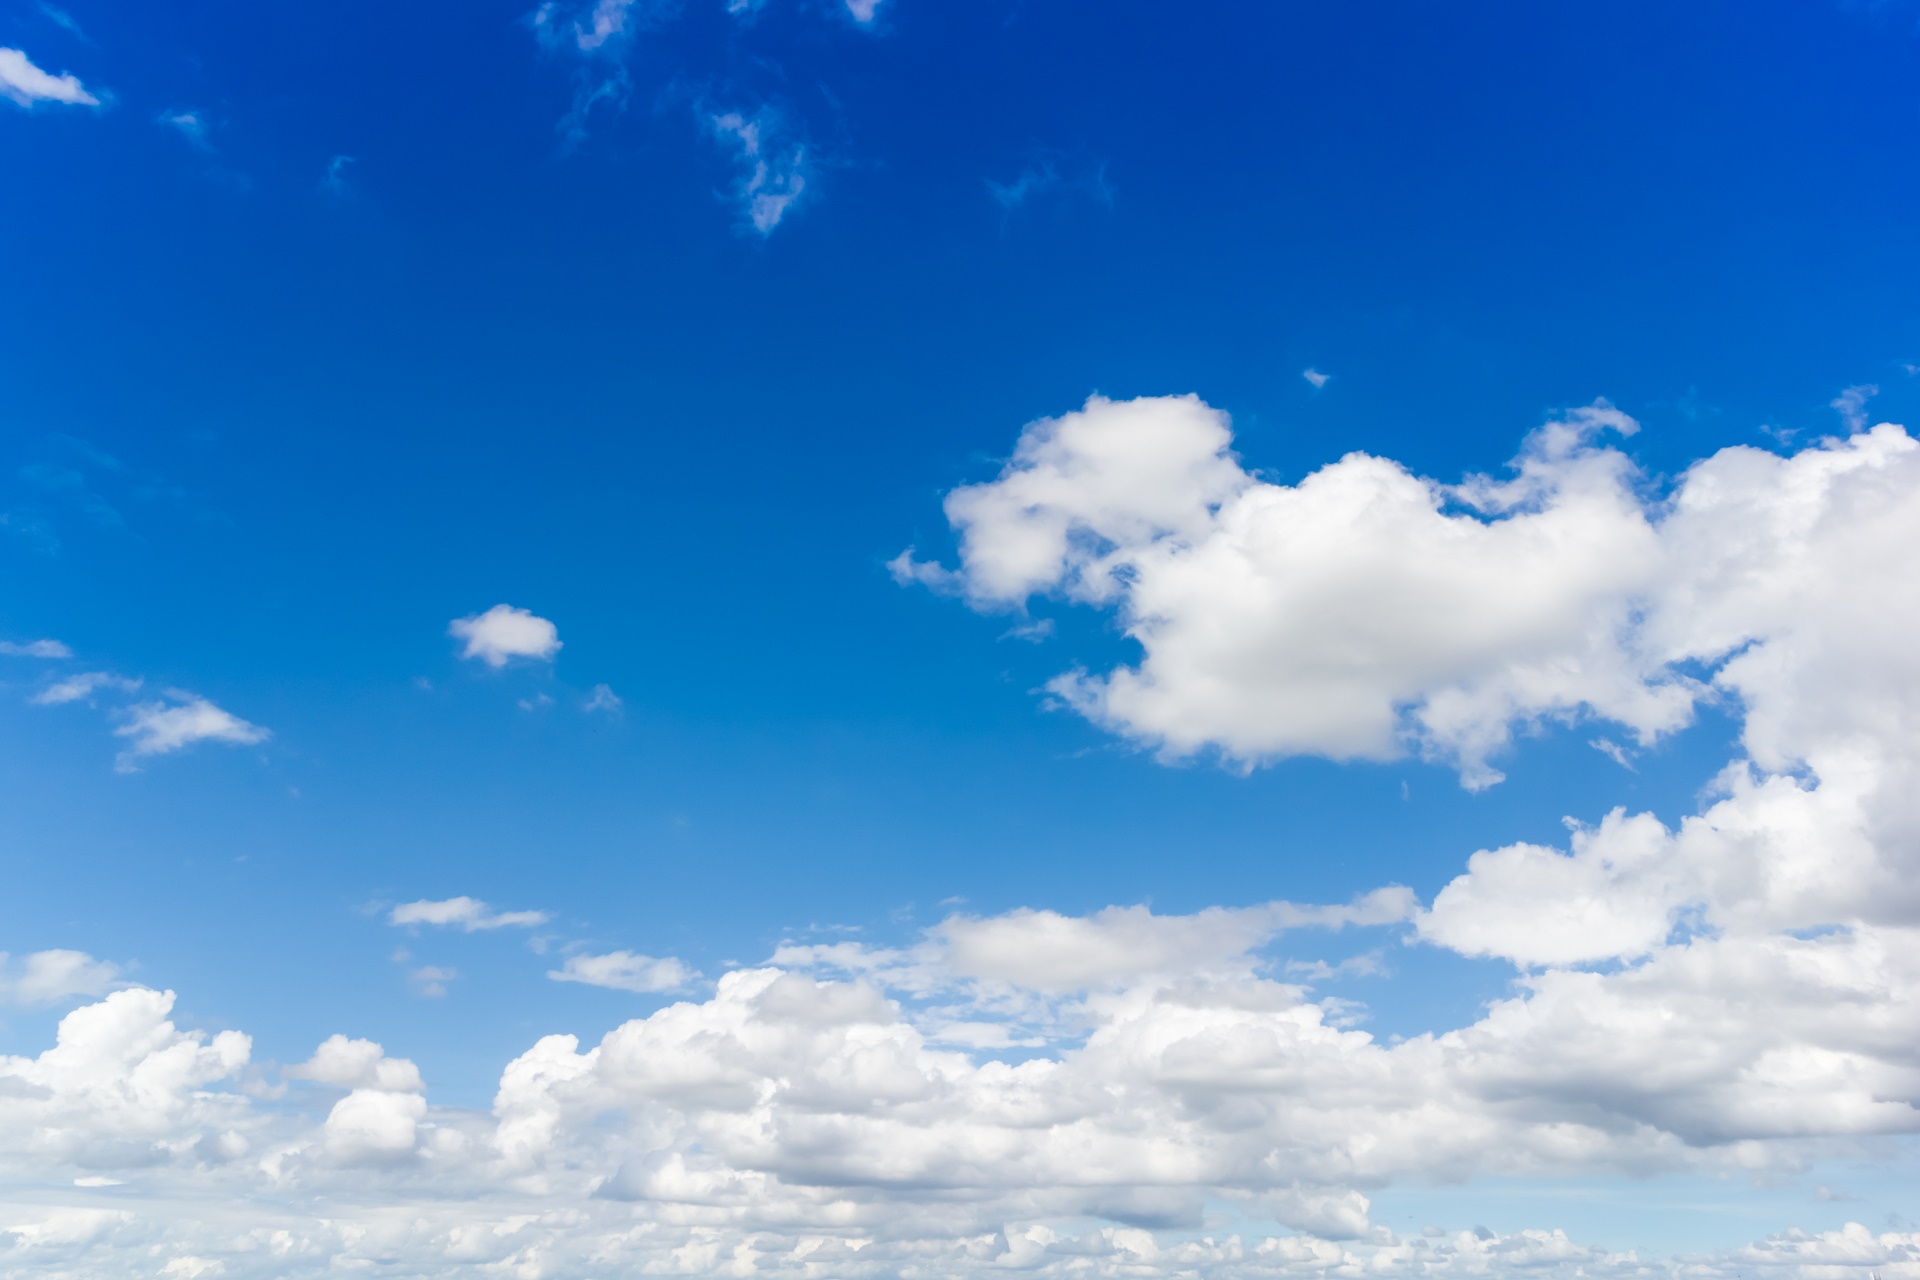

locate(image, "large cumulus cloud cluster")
[[7, 396, 1920, 1276]]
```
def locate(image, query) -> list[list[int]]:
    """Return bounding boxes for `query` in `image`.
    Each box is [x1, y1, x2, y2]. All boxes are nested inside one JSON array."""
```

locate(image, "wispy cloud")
[[33, 671, 141, 706], [388, 897, 550, 931], [986, 153, 1113, 215], [548, 949, 693, 992], [0, 638, 71, 658], [113, 695, 269, 770], [0, 949, 121, 1006], [321, 154, 355, 196], [1302, 367, 1331, 389], [583, 683, 623, 714], [0, 46, 98, 108], [709, 109, 809, 235], [1832, 383, 1878, 432], [160, 110, 213, 151]]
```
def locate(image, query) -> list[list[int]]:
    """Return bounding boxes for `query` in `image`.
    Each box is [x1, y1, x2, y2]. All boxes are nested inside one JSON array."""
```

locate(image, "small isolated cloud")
[[0, 46, 97, 107], [160, 110, 211, 150], [548, 950, 693, 993], [113, 695, 268, 769], [407, 965, 456, 998], [708, 109, 808, 236], [0, 949, 122, 1005], [449, 604, 561, 667], [34, 671, 140, 706], [321, 154, 354, 195], [1302, 367, 1331, 389], [388, 896, 550, 931], [986, 154, 1113, 215], [583, 683, 622, 714], [0, 638, 70, 658], [1832, 383, 1878, 432], [1591, 736, 1635, 770], [845, 0, 884, 22]]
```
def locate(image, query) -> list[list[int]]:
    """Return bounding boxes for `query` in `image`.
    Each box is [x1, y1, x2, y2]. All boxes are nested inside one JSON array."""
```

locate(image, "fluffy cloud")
[[112, 695, 268, 769], [548, 949, 693, 992], [448, 604, 561, 667], [894, 394, 1920, 790], [0, 949, 121, 1006], [8, 396, 1920, 1275], [387, 896, 549, 930], [0, 47, 97, 108]]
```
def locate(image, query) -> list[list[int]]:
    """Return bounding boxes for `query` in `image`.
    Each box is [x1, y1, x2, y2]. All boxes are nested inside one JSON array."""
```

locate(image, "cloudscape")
[[3, 1, 1919, 1277]]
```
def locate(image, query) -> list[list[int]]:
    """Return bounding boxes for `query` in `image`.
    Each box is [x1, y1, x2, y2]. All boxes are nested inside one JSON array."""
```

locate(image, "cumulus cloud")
[[0, 46, 97, 107], [708, 109, 808, 235], [548, 949, 693, 992], [0, 638, 71, 658], [8, 393, 1920, 1276], [388, 896, 550, 930], [448, 604, 561, 667], [0, 949, 121, 1005], [112, 695, 268, 769], [1302, 367, 1330, 389]]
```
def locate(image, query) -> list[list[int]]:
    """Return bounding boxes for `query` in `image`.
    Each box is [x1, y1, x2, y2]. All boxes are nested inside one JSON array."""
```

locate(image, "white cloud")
[[1832, 383, 1878, 432], [0, 46, 97, 107], [288, 1035, 423, 1093], [0, 638, 71, 658], [845, 0, 884, 22], [407, 964, 456, 997], [388, 896, 550, 930], [448, 604, 561, 667], [709, 110, 808, 235], [548, 950, 693, 993], [1302, 367, 1330, 389], [112, 695, 268, 768], [0, 950, 121, 1005], [583, 682, 623, 713], [159, 110, 210, 149], [33, 671, 140, 706]]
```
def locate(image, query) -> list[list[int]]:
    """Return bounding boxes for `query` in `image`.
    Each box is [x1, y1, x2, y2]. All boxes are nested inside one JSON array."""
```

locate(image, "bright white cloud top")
[[7, 397, 1920, 1276], [0, 46, 97, 108], [448, 604, 563, 667], [388, 897, 550, 931]]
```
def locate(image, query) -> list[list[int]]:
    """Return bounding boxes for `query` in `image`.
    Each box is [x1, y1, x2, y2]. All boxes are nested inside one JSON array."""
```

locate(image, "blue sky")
[[3, 1, 1920, 1276]]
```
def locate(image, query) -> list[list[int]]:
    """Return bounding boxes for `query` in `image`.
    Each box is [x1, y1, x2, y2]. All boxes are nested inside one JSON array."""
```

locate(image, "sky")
[[2, 0, 1920, 1275]]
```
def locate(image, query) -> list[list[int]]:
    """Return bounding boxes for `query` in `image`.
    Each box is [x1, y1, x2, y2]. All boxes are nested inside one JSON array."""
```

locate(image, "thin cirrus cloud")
[[548, 949, 694, 993], [708, 109, 809, 236], [0, 638, 71, 658], [0, 948, 121, 1007], [0, 45, 97, 107], [113, 695, 268, 771], [388, 896, 550, 931], [448, 604, 562, 667], [33, 671, 141, 706]]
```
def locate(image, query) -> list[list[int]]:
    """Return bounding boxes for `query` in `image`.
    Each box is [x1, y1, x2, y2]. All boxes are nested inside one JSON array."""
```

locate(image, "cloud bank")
[[7, 397, 1920, 1275]]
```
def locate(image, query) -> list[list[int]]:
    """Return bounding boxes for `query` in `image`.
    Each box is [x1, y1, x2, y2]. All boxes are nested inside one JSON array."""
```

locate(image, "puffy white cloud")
[[548, 949, 693, 992], [288, 1035, 423, 1094], [33, 672, 140, 706], [0, 46, 97, 107], [448, 603, 561, 667], [387, 896, 549, 931], [709, 109, 808, 235], [112, 695, 267, 768], [0, 638, 71, 658], [0, 949, 121, 1006]]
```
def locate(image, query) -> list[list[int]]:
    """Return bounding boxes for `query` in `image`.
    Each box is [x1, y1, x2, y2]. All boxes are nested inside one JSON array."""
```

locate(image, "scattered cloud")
[[583, 683, 623, 714], [0, 949, 121, 1006], [321, 154, 354, 195], [845, 0, 884, 22], [449, 604, 562, 667], [0, 46, 97, 107], [388, 896, 550, 931], [1302, 367, 1330, 389], [708, 109, 809, 235], [987, 153, 1114, 215], [0, 638, 71, 658], [112, 695, 268, 770], [159, 110, 212, 150], [406, 965, 457, 998], [548, 950, 693, 993], [33, 672, 140, 706], [1832, 383, 1878, 432]]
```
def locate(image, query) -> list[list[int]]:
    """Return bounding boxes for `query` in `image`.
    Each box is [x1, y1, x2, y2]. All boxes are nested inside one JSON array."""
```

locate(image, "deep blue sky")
[[3, 0, 1919, 1165]]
